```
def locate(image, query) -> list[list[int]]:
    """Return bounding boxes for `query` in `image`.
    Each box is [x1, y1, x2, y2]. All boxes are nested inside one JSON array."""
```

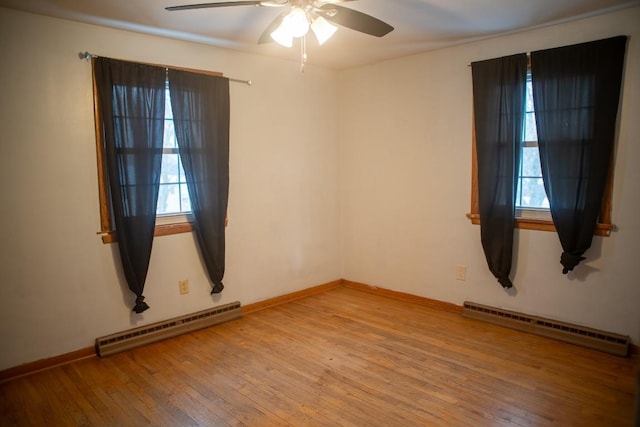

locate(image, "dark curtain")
[[168, 70, 230, 294], [94, 58, 166, 313], [472, 54, 528, 289], [531, 36, 627, 273]]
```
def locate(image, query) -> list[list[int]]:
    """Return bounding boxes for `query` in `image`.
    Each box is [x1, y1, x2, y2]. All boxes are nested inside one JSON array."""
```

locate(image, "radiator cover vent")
[[96, 301, 242, 357], [462, 301, 630, 357]]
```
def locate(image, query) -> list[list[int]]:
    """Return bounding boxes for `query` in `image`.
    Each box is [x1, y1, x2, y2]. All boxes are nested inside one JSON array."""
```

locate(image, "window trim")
[[93, 61, 224, 244], [467, 112, 615, 237], [518, 75, 547, 211]]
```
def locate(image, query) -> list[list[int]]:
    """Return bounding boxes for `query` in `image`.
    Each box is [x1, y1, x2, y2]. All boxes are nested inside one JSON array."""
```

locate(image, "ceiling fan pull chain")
[[300, 35, 308, 72]]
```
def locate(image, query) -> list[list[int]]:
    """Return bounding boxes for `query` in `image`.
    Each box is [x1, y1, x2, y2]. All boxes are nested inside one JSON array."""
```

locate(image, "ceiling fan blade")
[[257, 11, 287, 43], [166, 1, 270, 12], [318, 4, 393, 37]]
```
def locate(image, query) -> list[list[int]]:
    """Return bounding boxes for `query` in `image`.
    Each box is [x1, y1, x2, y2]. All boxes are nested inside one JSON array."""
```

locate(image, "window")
[[516, 74, 550, 220], [468, 68, 614, 237], [157, 86, 191, 216], [94, 66, 225, 244]]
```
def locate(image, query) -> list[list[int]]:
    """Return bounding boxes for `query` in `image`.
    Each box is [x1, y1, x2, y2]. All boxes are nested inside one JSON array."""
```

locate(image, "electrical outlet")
[[455, 265, 467, 281], [179, 279, 189, 295]]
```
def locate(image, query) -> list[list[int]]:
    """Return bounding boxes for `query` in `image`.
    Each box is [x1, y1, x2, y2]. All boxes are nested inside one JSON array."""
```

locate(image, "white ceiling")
[[1, 0, 638, 69]]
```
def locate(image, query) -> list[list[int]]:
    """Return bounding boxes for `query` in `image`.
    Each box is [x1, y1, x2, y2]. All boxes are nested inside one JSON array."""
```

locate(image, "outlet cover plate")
[[179, 279, 189, 294]]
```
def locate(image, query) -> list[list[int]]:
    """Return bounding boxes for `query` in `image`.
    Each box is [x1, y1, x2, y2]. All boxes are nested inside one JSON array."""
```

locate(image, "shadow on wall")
[[565, 236, 603, 282], [109, 245, 142, 326], [511, 228, 604, 285]]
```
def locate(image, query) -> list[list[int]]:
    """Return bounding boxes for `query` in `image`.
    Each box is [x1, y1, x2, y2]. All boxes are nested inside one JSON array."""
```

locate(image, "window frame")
[[93, 62, 224, 244], [158, 109, 192, 217], [516, 73, 549, 216], [467, 110, 616, 237]]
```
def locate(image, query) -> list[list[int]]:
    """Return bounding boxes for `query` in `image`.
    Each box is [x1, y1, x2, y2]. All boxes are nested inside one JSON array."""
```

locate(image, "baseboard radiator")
[[96, 301, 242, 357], [462, 301, 630, 357]]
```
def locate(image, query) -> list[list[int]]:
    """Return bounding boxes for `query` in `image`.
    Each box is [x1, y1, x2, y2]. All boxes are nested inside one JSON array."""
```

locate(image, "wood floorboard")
[[0, 286, 636, 426]]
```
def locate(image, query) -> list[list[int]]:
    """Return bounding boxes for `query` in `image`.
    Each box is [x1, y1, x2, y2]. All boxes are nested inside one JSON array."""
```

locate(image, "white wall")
[[1, 6, 638, 371], [340, 7, 640, 343], [0, 8, 342, 370]]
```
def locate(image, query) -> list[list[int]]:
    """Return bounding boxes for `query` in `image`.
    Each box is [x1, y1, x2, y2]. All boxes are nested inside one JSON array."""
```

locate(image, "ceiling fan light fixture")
[[270, 25, 294, 47], [310, 16, 337, 45], [282, 7, 309, 38], [271, 7, 312, 47]]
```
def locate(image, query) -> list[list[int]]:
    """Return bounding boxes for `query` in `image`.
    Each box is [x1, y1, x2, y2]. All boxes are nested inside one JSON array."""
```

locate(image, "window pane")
[[525, 80, 535, 112], [521, 146, 542, 177], [178, 156, 187, 182], [160, 153, 179, 184], [518, 178, 549, 208], [524, 79, 537, 142], [164, 120, 177, 148], [157, 183, 181, 215], [180, 183, 191, 212], [524, 112, 538, 142], [164, 90, 173, 120]]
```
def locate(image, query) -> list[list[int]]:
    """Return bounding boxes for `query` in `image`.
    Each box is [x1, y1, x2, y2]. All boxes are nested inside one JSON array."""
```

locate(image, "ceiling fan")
[[166, 0, 394, 69]]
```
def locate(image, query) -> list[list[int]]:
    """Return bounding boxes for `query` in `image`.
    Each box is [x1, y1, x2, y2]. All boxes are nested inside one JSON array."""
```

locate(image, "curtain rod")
[[78, 52, 252, 86]]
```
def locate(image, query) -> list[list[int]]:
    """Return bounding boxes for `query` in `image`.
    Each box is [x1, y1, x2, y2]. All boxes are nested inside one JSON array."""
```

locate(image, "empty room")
[[0, 0, 638, 425]]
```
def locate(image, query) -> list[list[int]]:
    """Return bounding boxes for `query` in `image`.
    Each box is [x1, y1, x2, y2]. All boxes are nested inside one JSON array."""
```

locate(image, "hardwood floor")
[[0, 286, 637, 426]]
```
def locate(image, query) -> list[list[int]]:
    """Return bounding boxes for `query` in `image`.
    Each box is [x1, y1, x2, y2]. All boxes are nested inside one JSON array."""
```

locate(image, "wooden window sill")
[[466, 213, 614, 237], [100, 222, 194, 244]]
